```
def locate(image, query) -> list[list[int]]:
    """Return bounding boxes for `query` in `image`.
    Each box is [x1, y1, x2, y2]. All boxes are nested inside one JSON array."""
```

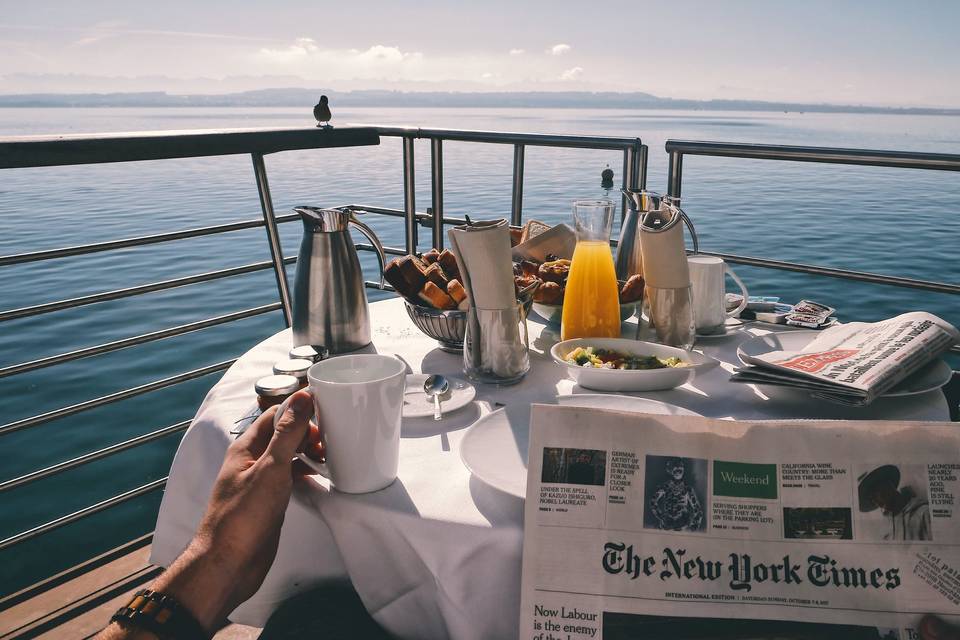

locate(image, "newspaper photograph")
[[731, 312, 959, 405], [519, 405, 960, 640]]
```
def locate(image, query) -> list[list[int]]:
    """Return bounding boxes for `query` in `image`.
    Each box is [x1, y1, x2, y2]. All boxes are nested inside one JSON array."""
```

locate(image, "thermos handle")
[[348, 214, 386, 288], [678, 208, 699, 255], [639, 200, 700, 254]]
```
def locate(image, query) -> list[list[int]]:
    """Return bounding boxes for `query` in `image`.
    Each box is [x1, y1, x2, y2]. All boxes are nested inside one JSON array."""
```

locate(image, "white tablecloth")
[[151, 297, 949, 639]]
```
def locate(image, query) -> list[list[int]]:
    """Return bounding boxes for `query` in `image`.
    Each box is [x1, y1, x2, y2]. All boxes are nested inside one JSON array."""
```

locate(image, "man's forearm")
[[95, 540, 233, 640]]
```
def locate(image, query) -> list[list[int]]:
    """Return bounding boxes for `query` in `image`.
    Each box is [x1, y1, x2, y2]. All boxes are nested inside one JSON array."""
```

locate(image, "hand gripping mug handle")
[[273, 394, 330, 479], [725, 265, 749, 318]]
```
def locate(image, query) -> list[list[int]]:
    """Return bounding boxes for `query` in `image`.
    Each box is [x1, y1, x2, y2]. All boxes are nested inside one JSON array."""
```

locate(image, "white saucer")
[[737, 331, 953, 397], [402, 374, 476, 418], [459, 394, 700, 498], [695, 317, 744, 339]]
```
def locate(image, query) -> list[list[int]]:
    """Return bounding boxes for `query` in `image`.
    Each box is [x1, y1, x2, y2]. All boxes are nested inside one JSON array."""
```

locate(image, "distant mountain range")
[[1, 88, 958, 114]]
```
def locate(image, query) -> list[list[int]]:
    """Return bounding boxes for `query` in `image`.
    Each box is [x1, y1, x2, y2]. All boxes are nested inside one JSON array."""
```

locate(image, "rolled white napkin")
[[447, 219, 516, 309], [447, 219, 527, 380], [639, 207, 690, 289]]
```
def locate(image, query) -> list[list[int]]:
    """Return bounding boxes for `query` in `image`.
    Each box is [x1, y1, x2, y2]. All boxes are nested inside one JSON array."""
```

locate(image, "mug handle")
[[273, 394, 330, 478], [725, 265, 749, 318]]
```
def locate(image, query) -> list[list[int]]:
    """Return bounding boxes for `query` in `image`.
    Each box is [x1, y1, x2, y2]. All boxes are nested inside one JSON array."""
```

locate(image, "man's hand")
[[99, 390, 321, 638], [920, 615, 960, 640]]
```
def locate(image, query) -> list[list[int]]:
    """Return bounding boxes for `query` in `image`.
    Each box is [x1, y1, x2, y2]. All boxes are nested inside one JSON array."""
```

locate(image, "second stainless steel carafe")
[[291, 206, 385, 353]]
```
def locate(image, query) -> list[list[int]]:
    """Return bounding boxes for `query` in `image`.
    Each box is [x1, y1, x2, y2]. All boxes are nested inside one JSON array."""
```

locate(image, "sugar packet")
[[785, 299, 835, 328]]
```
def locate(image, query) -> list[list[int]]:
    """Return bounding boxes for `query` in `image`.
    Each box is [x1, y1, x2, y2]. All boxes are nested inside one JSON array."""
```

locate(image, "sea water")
[[1, 107, 958, 594]]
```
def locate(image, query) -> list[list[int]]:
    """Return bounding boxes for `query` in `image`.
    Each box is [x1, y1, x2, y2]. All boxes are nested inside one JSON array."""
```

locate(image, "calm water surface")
[[1, 107, 958, 593]]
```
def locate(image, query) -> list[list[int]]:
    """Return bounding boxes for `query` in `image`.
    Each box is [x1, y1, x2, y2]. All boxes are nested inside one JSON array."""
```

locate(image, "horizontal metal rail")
[[0, 214, 298, 267], [0, 359, 235, 437], [375, 126, 642, 150], [0, 126, 380, 169], [0, 478, 166, 552], [702, 250, 960, 295], [665, 140, 960, 172], [665, 140, 960, 312], [0, 258, 297, 323], [0, 303, 280, 379], [0, 420, 190, 493], [666, 139, 960, 198]]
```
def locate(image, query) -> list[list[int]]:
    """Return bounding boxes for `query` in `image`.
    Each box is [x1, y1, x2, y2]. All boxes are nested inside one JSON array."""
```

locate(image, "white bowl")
[[532, 300, 637, 325], [550, 338, 719, 392]]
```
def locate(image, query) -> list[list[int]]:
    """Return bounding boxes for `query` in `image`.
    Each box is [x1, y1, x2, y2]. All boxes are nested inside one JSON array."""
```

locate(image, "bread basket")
[[404, 284, 537, 353]]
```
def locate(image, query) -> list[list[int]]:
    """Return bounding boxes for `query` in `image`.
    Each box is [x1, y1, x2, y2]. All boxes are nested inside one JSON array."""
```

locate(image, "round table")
[[150, 297, 949, 640]]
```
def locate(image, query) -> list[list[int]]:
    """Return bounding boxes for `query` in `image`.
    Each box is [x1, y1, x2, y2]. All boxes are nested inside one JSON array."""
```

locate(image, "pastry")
[[509, 227, 524, 246], [384, 256, 428, 301], [423, 262, 449, 289], [419, 281, 457, 310], [421, 248, 441, 265], [538, 259, 571, 284], [446, 279, 467, 305], [518, 259, 539, 278], [437, 249, 461, 281], [619, 274, 645, 303], [534, 280, 564, 305]]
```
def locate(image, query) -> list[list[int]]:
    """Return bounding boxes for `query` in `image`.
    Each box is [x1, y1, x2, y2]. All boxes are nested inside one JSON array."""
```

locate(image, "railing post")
[[621, 141, 642, 221], [251, 152, 293, 326], [511, 144, 525, 226], [403, 136, 418, 254], [639, 143, 648, 190], [430, 138, 444, 249], [667, 150, 683, 199]]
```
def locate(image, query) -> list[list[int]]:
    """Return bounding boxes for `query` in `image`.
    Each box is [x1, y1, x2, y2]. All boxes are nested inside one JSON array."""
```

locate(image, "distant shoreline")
[[1, 89, 958, 115]]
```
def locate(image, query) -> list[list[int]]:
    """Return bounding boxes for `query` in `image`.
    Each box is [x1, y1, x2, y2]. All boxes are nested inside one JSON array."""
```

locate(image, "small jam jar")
[[272, 358, 313, 389], [254, 374, 300, 411], [289, 345, 329, 363]]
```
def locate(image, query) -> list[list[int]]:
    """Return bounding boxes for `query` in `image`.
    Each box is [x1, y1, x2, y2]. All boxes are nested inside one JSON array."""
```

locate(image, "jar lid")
[[255, 374, 300, 397], [272, 358, 313, 380], [289, 345, 328, 363]]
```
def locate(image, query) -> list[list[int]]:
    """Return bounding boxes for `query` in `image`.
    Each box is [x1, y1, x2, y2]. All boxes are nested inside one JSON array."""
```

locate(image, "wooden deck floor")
[[0, 543, 260, 640]]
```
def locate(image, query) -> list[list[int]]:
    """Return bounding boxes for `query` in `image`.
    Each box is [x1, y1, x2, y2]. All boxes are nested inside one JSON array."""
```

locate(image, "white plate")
[[550, 337, 719, 392], [460, 394, 700, 498], [402, 374, 476, 418], [737, 331, 952, 397]]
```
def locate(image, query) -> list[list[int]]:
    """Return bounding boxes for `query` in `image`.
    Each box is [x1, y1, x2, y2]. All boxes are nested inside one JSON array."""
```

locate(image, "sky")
[[1, 0, 959, 107]]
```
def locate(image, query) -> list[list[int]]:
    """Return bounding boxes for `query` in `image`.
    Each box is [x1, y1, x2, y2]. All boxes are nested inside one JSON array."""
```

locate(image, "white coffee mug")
[[687, 255, 748, 332], [275, 354, 406, 493]]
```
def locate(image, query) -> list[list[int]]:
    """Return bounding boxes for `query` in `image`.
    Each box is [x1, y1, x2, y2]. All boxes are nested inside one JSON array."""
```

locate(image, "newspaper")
[[519, 405, 960, 640], [731, 312, 959, 405]]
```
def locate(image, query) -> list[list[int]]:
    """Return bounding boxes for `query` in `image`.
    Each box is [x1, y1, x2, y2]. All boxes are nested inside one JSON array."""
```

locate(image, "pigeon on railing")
[[314, 95, 332, 129]]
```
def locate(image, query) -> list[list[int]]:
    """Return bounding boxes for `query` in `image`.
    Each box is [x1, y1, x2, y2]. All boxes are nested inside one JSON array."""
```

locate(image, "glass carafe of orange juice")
[[561, 199, 621, 340]]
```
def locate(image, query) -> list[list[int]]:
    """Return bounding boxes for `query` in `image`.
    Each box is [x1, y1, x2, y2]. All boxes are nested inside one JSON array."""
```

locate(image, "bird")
[[313, 95, 332, 129], [601, 165, 615, 189]]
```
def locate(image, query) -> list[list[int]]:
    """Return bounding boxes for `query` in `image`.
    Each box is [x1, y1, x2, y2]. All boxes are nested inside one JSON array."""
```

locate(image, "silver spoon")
[[423, 374, 450, 421]]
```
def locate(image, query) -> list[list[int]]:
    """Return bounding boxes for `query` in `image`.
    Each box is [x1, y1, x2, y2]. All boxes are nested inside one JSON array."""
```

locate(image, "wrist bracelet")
[[110, 588, 209, 640]]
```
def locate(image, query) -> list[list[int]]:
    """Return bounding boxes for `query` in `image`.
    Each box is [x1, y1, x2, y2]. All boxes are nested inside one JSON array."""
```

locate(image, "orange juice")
[[561, 240, 621, 340]]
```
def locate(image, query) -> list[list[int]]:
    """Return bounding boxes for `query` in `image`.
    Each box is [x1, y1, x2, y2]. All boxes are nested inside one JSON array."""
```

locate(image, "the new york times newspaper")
[[731, 312, 958, 406], [520, 405, 960, 640]]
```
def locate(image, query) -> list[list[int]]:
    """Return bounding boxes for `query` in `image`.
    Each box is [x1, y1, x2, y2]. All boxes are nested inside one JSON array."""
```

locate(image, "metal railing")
[[0, 126, 646, 567], [1, 127, 957, 589], [665, 140, 960, 297]]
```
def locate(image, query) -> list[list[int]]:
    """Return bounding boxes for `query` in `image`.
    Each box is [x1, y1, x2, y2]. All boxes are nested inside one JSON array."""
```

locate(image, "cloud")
[[560, 66, 583, 81], [259, 37, 319, 60], [548, 43, 571, 56], [509, 48, 525, 56], [255, 40, 428, 80]]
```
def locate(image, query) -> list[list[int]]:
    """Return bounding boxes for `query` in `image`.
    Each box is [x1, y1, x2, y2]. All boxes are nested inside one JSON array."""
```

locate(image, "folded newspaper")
[[731, 312, 959, 405], [520, 405, 960, 640]]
